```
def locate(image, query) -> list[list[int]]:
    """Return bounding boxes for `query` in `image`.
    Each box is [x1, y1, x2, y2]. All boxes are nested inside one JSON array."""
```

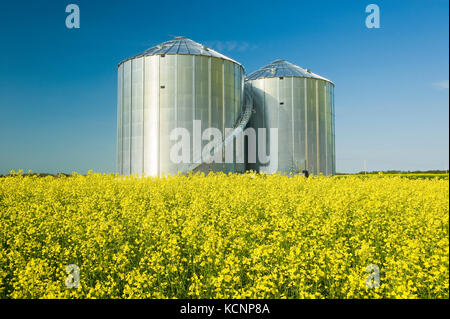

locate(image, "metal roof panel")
[[120, 37, 243, 67], [246, 60, 333, 83]]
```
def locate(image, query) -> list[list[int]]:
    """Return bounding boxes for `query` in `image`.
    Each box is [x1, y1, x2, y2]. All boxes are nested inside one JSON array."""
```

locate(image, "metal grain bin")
[[246, 60, 335, 176], [117, 37, 245, 176]]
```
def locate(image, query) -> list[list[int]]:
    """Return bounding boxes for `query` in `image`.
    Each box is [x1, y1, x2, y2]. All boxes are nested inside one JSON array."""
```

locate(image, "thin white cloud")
[[432, 80, 449, 89], [205, 40, 257, 53]]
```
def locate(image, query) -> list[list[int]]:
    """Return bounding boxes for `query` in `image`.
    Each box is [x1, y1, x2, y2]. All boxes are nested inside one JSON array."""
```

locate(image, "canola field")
[[0, 172, 448, 299]]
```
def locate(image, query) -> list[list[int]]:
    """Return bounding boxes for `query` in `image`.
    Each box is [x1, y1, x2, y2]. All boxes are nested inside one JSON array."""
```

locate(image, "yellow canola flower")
[[0, 172, 448, 299]]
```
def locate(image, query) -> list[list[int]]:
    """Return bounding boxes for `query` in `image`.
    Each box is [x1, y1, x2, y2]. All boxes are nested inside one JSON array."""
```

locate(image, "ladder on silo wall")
[[178, 84, 254, 174]]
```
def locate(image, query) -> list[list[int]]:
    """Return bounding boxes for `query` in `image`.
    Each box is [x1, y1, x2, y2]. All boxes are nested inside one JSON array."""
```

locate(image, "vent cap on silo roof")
[[246, 59, 333, 84], [120, 37, 243, 68]]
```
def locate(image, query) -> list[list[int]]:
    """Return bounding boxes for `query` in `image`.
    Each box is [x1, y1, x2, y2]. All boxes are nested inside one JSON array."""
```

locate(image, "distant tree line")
[[1, 170, 449, 178]]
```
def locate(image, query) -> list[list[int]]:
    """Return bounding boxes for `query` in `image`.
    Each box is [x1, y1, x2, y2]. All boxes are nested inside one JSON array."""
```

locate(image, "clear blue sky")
[[0, 0, 448, 174]]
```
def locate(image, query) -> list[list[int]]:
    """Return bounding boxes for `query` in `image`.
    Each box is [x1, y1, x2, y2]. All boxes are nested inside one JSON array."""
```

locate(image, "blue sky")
[[0, 0, 448, 174]]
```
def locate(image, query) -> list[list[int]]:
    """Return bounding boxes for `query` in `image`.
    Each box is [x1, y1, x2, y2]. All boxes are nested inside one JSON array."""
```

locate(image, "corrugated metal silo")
[[246, 60, 335, 175], [117, 37, 245, 176]]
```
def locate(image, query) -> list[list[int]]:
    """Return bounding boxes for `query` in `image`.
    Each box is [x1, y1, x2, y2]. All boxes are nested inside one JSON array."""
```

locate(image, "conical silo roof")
[[246, 60, 332, 84], [119, 36, 243, 68]]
